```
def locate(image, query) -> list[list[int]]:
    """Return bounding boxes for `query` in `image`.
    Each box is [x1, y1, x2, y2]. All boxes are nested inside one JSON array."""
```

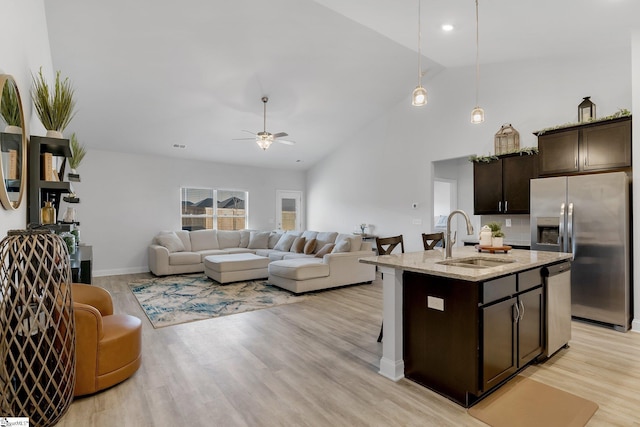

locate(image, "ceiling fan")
[[234, 96, 295, 150]]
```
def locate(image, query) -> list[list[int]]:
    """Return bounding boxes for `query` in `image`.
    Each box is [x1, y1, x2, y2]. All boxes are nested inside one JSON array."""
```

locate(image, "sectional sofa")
[[148, 229, 376, 293]]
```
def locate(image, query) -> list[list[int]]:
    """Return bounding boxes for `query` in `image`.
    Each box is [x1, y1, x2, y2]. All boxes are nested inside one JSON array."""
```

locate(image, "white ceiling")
[[44, 0, 640, 170]]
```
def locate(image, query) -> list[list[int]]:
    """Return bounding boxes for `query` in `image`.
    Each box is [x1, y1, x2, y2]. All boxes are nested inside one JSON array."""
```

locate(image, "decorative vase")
[[0, 229, 76, 425], [63, 207, 76, 223], [45, 129, 64, 139], [41, 201, 56, 225], [492, 236, 504, 247], [4, 125, 22, 134], [479, 226, 492, 246]]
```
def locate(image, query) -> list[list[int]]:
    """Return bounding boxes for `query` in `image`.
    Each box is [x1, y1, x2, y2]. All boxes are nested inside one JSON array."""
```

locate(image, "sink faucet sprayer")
[[445, 210, 474, 259]]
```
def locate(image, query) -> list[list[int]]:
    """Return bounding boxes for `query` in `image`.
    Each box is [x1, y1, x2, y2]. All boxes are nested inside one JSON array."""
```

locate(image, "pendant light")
[[470, 0, 484, 124], [411, 0, 427, 106]]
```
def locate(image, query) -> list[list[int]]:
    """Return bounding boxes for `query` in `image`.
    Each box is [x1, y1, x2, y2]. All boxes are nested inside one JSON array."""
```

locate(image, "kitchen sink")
[[437, 257, 516, 269]]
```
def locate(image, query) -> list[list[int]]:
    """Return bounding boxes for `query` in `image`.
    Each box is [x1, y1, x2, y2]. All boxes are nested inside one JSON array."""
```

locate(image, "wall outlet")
[[412, 218, 422, 225], [505, 218, 512, 227]]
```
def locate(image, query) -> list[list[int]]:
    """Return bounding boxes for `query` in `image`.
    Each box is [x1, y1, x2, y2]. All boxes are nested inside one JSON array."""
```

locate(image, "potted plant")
[[486, 222, 505, 247], [0, 78, 21, 133], [68, 133, 86, 181], [31, 68, 76, 138], [492, 230, 505, 247]]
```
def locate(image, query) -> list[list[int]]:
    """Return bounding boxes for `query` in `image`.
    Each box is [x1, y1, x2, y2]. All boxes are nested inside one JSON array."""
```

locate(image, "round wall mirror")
[[0, 74, 27, 210]]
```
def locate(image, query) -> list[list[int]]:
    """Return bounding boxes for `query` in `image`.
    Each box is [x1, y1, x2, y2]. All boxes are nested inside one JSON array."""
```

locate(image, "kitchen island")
[[360, 246, 572, 407]]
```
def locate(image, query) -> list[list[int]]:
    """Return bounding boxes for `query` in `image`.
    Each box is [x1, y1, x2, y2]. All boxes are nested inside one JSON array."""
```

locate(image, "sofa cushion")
[[303, 238, 317, 255], [315, 243, 335, 258], [332, 239, 351, 253], [224, 248, 255, 254], [174, 230, 192, 252], [156, 232, 185, 253], [269, 259, 329, 280], [335, 233, 363, 252], [282, 253, 315, 260], [239, 230, 251, 248], [169, 252, 201, 265], [190, 230, 218, 251], [290, 236, 306, 253], [268, 232, 282, 249], [248, 231, 270, 249], [217, 230, 241, 249], [314, 232, 338, 253], [274, 233, 297, 252], [269, 251, 291, 261]]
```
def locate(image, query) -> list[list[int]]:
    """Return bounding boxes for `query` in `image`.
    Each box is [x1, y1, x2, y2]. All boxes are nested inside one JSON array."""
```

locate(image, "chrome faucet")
[[445, 209, 475, 258]]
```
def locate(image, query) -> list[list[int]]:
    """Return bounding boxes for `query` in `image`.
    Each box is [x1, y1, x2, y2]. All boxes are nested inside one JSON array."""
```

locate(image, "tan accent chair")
[[71, 283, 142, 396]]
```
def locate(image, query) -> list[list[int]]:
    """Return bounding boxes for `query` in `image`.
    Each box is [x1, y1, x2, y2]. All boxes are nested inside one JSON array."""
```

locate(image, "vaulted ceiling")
[[44, 0, 640, 170]]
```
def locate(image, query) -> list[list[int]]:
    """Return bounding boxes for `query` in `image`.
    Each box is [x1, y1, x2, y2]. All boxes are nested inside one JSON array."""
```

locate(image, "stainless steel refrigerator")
[[530, 171, 631, 331]]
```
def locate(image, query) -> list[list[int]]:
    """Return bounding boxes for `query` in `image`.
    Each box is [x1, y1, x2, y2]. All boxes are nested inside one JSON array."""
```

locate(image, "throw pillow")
[[268, 232, 282, 249], [314, 243, 335, 258], [248, 231, 270, 249], [290, 236, 306, 253], [332, 239, 351, 253], [303, 238, 317, 255], [156, 232, 185, 253], [273, 233, 297, 252]]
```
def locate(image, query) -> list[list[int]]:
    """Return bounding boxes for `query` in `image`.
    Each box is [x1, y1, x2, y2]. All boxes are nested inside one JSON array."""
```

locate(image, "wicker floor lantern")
[[0, 229, 75, 426]]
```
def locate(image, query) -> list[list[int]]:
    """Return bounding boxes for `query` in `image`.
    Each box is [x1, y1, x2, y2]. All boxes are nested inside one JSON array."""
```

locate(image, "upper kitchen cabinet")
[[536, 116, 631, 177], [473, 153, 538, 215]]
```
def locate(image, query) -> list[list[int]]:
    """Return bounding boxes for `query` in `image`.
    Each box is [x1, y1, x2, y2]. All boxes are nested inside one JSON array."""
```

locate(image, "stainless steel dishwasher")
[[541, 261, 572, 358]]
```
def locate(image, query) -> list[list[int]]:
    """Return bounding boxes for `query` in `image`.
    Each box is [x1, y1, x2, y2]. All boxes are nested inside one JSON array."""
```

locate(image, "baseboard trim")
[[93, 266, 150, 277], [631, 319, 640, 333]]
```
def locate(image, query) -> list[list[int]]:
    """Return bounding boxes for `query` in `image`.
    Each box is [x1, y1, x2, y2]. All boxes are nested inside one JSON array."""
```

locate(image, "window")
[[216, 190, 247, 230], [180, 188, 248, 231]]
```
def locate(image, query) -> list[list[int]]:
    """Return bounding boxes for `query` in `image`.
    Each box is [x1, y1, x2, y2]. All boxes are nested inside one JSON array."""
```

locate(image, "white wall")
[[0, 0, 53, 237], [59, 150, 305, 276], [308, 49, 633, 253]]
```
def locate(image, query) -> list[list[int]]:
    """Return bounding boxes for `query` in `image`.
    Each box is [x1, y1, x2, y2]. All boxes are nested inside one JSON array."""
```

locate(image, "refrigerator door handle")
[[559, 203, 565, 251], [568, 202, 574, 257]]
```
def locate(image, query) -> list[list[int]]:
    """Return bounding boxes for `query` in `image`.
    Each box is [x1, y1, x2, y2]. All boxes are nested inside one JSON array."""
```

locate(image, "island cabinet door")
[[481, 297, 517, 392], [517, 286, 544, 367]]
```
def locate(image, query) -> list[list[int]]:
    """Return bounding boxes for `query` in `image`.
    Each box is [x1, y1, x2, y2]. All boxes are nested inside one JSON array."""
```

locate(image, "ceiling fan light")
[[256, 134, 273, 150], [412, 85, 428, 106], [471, 106, 485, 124]]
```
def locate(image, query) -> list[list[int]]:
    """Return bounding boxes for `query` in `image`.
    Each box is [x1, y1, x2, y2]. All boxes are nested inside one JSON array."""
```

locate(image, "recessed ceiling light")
[[442, 24, 454, 32]]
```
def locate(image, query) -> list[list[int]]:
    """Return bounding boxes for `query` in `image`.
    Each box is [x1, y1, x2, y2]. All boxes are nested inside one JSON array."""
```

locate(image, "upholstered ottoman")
[[204, 253, 270, 284]]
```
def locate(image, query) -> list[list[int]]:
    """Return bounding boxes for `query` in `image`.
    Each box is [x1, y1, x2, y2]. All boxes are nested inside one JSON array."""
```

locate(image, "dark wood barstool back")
[[375, 235, 404, 343], [376, 235, 405, 255], [422, 232, 445, 250]]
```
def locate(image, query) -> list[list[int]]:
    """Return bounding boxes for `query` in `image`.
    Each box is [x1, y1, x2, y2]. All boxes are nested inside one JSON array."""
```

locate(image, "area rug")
[[129, 274, 309, 328], [468, 376, 598, 427]]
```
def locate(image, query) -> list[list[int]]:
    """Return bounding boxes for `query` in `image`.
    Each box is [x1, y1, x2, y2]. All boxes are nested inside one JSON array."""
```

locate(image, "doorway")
[[276, 190, 303, 231]]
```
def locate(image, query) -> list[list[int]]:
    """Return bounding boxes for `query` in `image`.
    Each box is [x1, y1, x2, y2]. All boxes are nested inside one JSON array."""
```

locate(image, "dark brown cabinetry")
[[473, 153, 538, 215], [480, 269, 544, 391], [536, 116, 631, 176], [403, 267, 544, 407]]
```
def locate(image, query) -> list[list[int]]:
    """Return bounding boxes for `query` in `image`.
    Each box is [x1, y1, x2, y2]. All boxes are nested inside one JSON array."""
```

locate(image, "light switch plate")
[[427, 296, 444, 311], [505, 218, 512, 227]]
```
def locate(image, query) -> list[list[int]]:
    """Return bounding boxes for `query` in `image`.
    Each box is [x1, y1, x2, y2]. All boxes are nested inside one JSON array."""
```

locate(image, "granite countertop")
[[359, 246, 572, 282]]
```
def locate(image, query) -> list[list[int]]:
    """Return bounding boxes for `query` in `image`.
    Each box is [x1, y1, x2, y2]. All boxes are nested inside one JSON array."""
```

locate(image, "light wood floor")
[[55, 273, 640, 427]]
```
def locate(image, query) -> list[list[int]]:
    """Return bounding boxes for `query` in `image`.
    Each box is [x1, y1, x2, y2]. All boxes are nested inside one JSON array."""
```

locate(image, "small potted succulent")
[[486, 222, 505, 247], [31, 67, 76, 138]]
